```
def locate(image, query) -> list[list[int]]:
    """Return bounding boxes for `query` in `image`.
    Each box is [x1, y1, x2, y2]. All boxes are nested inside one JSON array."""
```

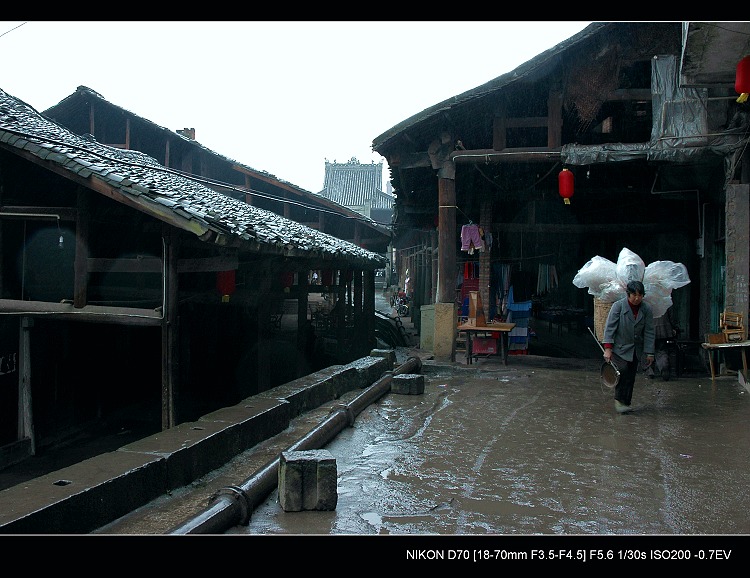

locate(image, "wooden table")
[[457, 322, 516, 365], [701, 340, 750, 381]]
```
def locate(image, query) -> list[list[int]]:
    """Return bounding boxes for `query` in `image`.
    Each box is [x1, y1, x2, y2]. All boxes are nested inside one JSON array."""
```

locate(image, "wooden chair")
[[720, 311, 745, 342]]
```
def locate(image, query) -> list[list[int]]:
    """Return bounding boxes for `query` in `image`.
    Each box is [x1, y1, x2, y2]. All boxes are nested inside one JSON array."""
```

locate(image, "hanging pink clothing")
[[461, 224, 484, 253]]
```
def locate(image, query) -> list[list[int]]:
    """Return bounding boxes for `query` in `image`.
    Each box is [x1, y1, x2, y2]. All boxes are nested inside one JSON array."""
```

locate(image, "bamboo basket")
[[594, 298, 613, 342]]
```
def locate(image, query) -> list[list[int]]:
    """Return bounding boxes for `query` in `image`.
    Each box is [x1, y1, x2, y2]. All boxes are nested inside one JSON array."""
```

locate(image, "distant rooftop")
[[319, 157, 394, 211]]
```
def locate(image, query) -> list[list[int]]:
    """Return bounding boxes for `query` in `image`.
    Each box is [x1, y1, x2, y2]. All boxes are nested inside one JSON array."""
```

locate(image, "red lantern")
[[321, 269, 334, 286], [558, 168, 574, 205], [279, 271, 295, 293], [216, 270, 236, 302], [736, 55, 750, 103]]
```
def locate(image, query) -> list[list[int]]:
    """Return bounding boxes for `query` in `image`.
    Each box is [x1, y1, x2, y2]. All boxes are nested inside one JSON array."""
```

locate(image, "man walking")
[[602, 280, 655, 413]]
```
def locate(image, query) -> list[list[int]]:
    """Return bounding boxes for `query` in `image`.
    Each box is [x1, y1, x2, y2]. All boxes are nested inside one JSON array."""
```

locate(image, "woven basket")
[[594, 298, 613, 342]]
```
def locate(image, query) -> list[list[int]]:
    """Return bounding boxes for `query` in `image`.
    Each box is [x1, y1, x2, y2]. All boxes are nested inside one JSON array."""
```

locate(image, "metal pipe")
[[451, 150, 562, 163], [0, 212, 60, 220], [169, 355, 422, 534]]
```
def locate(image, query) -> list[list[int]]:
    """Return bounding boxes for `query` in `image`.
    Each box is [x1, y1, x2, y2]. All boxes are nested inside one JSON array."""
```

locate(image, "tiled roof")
[[372, 23, 607, 152], [0, 88, 386, 268], [319, 158, 394, 210], [47, 86, 287, 186], [44, 86, 389, 238]]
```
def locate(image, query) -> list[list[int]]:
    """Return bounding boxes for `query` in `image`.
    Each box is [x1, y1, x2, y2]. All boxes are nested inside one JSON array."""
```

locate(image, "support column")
[[353, 269, 365, 357], [435, 176, 457, 361], [430, 229, 438, 303], [363, 269, 376, 355], [161, 226, 179, 429], [296, 270, 310, 377], [479, 195, 493, 321], [437, 177, 456, 304], [18, 317, 34, 454], [725, 183, 749, 336]]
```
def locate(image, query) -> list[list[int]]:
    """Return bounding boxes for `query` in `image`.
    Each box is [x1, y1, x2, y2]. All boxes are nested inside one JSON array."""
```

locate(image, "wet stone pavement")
[[235, 360, 750, 536], [95, 353, 750, 541], [6, 291, 750, 560]]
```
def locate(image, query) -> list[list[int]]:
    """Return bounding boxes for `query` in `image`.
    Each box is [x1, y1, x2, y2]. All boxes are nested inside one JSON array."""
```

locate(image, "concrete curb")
[[0, 355, 392, 534]]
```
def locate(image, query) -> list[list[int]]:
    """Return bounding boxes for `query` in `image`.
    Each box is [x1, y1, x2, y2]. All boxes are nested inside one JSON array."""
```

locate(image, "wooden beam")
[[504, 117, 549, 128], [0, 299, 163, 326], [0, 206, 77, 221]]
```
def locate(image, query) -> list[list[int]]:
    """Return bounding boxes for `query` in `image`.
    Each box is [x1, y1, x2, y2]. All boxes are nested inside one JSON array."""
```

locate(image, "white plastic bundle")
[[572, 248, 691, 317], [643, 261, 691, 317], [572, 255, 618, 298], [615, 248, 645, 286]]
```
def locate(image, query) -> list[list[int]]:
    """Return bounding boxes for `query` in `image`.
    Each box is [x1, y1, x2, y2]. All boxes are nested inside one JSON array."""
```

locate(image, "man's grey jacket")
[[603, 298, 655, 362]]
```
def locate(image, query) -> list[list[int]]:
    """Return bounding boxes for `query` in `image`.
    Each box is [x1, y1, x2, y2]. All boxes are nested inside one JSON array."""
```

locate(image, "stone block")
[[0, 451, 166, 534], [278, 450, 337, 512], [370, 348, 396, 368], [343, 356, 391, 388], [257, 366, 360, 416], [391, 373, 425, 395]]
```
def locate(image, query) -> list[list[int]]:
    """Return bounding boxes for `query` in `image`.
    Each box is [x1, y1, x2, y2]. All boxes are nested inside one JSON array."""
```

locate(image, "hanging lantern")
[[279, 271, 295, 293], [321, 269, 334, 286], [216, 270, 236, 303], [735, 55, 750, 103], [558, 168, 574, 205]]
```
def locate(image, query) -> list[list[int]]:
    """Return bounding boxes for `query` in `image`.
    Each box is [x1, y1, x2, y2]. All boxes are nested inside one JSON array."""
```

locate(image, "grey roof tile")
[[320, 158, 394, 216], [0, 87, 386, 267]]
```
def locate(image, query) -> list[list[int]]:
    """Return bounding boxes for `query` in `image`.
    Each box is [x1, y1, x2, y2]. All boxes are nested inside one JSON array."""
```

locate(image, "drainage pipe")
[[169, 355, 423, 534]]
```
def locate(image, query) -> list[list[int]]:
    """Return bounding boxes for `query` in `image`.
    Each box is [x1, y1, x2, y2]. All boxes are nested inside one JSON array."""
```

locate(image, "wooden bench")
[[701, 337, 750, 382]]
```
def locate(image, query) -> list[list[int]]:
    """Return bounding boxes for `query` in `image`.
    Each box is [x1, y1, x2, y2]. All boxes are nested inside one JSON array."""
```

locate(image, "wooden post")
[[353, 269, 365, 356], [296, 270, 310, 377], [73, 188, 90, 309], [435, 176, 458, 362], [479, 194, 492, 322], [18, 317, 34, 454], [431, 229, 438, 303], [437, 177, 456, 304], [161, 227, 179, 429], [364, 269, 375, 354]]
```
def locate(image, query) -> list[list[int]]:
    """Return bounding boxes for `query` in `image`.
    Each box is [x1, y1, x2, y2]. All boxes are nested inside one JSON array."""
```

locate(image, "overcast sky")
[[0, 21, 591, 193]]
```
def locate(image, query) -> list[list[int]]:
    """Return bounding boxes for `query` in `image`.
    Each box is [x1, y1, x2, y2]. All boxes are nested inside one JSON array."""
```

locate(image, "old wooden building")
[[42, 85, 392, 257], [0, 87, 386, 467], [373, 22, 750, 361]]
